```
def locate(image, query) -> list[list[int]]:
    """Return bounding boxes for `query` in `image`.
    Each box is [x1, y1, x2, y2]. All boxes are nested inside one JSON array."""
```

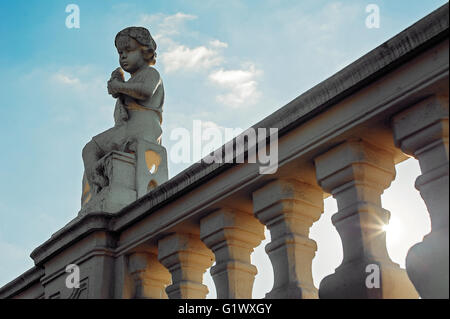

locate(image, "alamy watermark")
[[169, 120, 279, 174], [65, 264, 80, 289], [365, 263, 380, 289], [365, 4, 380, 29], [65, 4, 80, 29]]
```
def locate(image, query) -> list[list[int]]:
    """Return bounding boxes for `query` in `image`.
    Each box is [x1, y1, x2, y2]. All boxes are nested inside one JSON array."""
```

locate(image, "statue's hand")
[[110, 67, 125, 82], [107, 79, 122, 96]]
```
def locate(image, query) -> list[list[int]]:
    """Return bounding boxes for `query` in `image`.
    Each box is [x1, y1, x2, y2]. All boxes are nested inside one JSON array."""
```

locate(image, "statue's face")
[[116, 35, 146, 73]]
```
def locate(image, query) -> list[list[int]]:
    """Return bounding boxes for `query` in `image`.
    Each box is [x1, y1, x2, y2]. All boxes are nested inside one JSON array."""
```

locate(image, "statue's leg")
[[82, 140, 107, 193]]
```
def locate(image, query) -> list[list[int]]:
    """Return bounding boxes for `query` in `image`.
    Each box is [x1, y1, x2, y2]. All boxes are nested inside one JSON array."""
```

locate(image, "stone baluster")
[[314, 139, 418, 298], [128, 250, 171, 299], [392, 95, 449, 299], [252, 178, 324, 298], [200, 208, 265, 299], [158, 233, 214, 299]]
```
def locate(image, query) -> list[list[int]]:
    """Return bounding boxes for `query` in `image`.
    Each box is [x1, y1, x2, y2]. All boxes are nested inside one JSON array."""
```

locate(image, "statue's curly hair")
[[115, 27, 157, 65]]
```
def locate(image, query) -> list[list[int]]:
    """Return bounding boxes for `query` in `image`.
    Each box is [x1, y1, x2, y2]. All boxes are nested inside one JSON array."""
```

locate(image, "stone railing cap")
[[0, 266, 44, 299]]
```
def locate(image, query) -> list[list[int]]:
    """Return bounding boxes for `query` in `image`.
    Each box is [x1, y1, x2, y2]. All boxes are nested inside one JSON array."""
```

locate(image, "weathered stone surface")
[[128, 250, 171, 299], [158, 233, 214, 299], [392, 95, 449, 299], [80, 151, 137, 215], [200, 208, 264, 299], [315, 140, 418, 299], [253, 178, 323, 299]]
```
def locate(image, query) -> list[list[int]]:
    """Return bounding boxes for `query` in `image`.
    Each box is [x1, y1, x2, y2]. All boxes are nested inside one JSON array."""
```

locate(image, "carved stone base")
[[80, 141, 169, 215], [79, 151, 137, 216]]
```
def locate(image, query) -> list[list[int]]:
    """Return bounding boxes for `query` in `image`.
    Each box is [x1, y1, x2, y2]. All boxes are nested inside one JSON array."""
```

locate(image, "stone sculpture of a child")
[[82, 26, 164, 195]]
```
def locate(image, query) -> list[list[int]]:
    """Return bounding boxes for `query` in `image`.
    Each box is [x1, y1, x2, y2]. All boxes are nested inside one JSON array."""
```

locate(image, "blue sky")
[[0, 0, 447, 297]]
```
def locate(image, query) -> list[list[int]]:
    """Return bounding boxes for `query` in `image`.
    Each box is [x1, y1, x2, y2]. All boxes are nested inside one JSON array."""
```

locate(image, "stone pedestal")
[[252, 179, 324, 299], [392, 95, 449, 299], [80, 142, 168, 216], [314, 140, 418, 299], [80, 151, 137, 216], [200, 208, 264, 299]]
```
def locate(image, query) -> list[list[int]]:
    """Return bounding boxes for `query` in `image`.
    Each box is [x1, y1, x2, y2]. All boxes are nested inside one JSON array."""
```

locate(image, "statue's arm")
[[110, 81, 153, 100], [109, 68, 160, 101]]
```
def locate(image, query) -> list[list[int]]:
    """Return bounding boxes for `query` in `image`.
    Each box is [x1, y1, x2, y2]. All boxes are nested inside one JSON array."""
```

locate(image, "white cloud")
[[52, 73, 80, 85], [138, 10, 263, 109], [209, 64, 262, 107], [209, 39, 228, 48], [160, 45, 223, 73], [160, 13, 197, 35], [140, 11, 263, 110], [139, 12, 197, 38], [138, 12, 229, 74]]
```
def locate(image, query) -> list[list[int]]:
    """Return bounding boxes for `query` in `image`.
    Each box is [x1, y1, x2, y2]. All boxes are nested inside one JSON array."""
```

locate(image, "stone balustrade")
[[0, 3, 448, 300], [253, 176, 323, 299], [392, 95, 449, 298], [315, 140, 418, 298], [200, 208, 264, 299]]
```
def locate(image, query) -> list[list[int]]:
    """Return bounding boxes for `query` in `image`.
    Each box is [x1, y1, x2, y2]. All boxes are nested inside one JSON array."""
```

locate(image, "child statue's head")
[[114, 27, 157, 73]]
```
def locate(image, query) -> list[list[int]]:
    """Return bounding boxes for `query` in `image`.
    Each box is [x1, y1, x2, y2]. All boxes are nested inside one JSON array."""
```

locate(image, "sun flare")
[[383, 217, 403, 242]]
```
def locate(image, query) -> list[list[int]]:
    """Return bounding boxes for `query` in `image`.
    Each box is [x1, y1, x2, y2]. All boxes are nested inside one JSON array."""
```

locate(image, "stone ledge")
[[30, 212, 116, 266], [0, 266, 44, 299]]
